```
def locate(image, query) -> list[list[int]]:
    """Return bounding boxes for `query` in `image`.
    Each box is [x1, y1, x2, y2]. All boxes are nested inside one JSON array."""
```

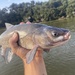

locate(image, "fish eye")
[[52, 32, 59, 37]]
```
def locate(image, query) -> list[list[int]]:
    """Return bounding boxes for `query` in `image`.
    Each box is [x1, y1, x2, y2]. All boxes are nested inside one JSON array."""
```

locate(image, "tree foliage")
[[0, 0, 75, 27]]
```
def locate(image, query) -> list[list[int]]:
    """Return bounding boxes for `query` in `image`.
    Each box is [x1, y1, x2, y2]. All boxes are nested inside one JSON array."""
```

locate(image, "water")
[[45, 32, 75, 75], [0, 19, 75, 75]]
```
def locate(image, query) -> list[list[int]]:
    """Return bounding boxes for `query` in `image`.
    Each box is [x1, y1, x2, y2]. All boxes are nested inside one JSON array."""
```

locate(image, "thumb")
[[9, 32, 19, 52]]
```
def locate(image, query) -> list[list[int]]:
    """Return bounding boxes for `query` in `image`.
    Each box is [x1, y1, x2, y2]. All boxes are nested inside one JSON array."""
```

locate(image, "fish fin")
[[0, 47, 6, 59], [1, 49, 5, 60], [26, 45, 38, 64], [5, 23, 14, 29], [7, 51, 14, 63], [43, 49, 50, 53], [0, 47, 8, 63], [1, 47, 5, 56]]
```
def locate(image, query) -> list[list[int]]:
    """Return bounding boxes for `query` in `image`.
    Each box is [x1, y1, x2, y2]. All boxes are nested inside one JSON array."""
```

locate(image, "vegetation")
[[0, 0, 75, 27]]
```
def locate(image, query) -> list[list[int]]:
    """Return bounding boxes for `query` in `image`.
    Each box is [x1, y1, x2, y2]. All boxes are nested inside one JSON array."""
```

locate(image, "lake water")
[[0, 18, 75, 75]]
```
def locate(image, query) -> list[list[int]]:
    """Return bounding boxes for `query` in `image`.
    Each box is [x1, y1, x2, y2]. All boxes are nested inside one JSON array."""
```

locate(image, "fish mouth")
[[51, 32, 71, 47]]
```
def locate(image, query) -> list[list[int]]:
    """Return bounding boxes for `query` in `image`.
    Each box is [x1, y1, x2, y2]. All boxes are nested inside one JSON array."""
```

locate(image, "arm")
[[23, 50, 47, 75], [9, 33, 47, 75]]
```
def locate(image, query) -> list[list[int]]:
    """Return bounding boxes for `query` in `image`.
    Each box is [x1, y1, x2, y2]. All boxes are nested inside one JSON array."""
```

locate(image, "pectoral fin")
[[26, 45, 38, 64]]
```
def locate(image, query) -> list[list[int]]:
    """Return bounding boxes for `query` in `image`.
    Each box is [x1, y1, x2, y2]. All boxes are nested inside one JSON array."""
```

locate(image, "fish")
[[0, 23, 71, 64]]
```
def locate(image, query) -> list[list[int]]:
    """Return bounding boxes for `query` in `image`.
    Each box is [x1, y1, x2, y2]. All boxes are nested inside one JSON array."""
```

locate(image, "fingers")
[[9, 32, 43, 60], [35, 50, 43, 57], [9, 32, 28, 59], [9, 32, 19, 52]]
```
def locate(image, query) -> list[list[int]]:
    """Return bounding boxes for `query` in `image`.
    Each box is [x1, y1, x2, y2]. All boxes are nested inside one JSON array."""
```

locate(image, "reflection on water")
[[0, 19, 75, 75]]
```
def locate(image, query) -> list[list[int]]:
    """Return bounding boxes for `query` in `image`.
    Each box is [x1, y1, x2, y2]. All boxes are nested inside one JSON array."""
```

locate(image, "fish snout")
[[63, 31, 71, 40]]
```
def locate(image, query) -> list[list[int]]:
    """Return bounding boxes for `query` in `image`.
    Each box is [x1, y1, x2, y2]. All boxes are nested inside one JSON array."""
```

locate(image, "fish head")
[[43, 26, 71, 48]]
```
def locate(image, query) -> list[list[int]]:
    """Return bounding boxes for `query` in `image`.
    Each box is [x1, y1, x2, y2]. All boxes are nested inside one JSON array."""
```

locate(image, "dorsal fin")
[[5, 23, 14, 29]]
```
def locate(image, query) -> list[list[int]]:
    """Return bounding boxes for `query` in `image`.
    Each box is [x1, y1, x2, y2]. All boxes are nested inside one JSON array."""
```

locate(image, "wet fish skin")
[[0, 23, 71, 63]]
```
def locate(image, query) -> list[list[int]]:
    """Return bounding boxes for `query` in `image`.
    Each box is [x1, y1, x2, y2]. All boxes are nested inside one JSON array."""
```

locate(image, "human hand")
[[9, 32, 29, 60], [9, 33, 43, 60], [9, 33, 47, 75]]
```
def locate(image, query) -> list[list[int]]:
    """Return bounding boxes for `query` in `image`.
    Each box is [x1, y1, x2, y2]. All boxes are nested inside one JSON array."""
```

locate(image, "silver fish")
[[0, 23, 71, 64]]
